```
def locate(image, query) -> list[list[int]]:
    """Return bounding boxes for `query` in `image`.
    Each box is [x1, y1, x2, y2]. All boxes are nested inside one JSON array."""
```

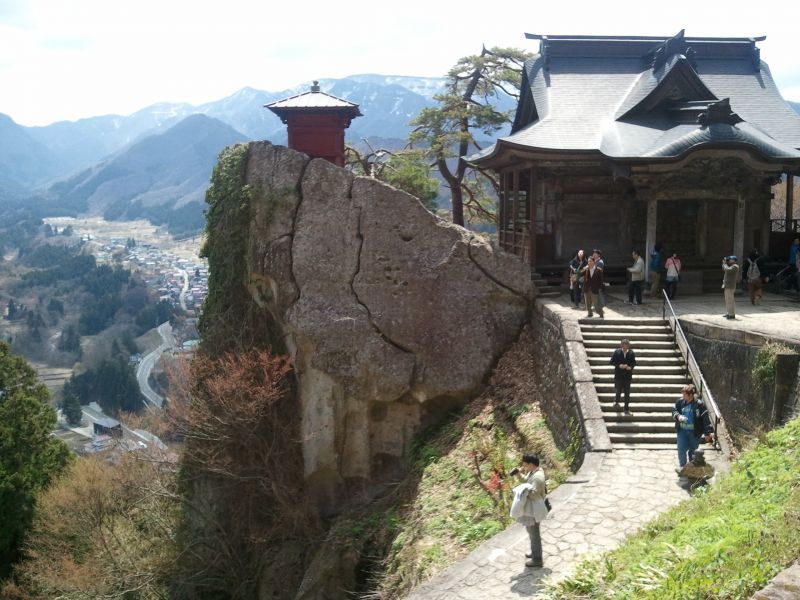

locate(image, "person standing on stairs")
[[672, 384, 713, 474], [509, 454, 548, 568], [569, 249, 587, 309], [610, 338, 636, 413], [722, 256, 740, 320], [583, 256, 605, 319], [627, 250, 645, 305]]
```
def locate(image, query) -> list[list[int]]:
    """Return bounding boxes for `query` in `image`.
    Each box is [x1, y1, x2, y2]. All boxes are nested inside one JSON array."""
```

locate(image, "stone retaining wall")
[[681, 319, 800, 443], [530, 301, 612, 464]]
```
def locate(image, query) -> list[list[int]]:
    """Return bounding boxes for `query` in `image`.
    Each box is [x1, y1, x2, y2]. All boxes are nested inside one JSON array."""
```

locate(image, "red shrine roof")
[[265, 81, 362, 123]]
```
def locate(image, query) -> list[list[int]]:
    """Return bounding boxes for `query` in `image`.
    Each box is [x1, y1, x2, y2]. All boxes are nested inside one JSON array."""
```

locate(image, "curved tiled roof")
[[471, 34, 800, 165]]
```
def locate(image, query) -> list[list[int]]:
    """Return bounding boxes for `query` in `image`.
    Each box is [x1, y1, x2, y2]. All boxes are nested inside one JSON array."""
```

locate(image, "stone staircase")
[[580, 318, 690, 448]]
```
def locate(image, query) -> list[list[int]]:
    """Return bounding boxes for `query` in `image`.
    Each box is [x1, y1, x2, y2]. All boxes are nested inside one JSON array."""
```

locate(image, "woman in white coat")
[[510, 453, 548, 568]]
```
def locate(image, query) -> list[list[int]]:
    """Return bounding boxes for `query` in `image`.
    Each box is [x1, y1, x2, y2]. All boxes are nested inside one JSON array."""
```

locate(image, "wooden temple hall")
[[470, 31, 800, 284]]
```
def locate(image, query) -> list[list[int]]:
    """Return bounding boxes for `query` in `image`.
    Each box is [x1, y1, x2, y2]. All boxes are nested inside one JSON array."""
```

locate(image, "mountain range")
[[0, 75, 468, 232], [0, 78, 797, 235]]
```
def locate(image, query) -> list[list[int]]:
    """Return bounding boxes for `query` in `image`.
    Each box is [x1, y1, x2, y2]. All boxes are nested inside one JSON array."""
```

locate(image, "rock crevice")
[[241, 141, 532, 509]]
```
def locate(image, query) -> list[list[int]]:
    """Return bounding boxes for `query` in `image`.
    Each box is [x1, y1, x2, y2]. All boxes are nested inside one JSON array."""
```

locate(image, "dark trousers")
[[570, 284, 582, 306], [526, 522, 543, 563], [615, 378, 631, 409], [665, 278, 678, 300], [628, 280, 642, 304]]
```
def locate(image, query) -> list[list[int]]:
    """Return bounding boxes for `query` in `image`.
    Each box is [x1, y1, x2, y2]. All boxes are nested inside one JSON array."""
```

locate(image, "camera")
[[510, 467, 520, 476]]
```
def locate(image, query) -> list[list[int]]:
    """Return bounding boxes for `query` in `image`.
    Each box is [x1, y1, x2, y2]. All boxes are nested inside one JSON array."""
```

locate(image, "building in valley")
[[470, 31, 800, 287]]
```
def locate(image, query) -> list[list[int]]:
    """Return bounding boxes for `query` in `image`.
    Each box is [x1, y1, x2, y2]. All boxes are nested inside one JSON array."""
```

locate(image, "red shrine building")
[[470, 31, 800, 287], [265, 81, 362, 167]]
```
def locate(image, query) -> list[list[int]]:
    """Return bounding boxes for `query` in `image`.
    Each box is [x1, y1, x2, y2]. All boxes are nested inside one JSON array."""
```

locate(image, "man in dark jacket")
[[583, 256, 604, 318], [672, 384, 713, 473], [610, 339, 636, 413]]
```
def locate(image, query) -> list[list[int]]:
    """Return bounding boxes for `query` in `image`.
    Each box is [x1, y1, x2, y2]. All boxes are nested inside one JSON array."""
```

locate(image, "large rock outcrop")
[[243, 141, 532, 508]]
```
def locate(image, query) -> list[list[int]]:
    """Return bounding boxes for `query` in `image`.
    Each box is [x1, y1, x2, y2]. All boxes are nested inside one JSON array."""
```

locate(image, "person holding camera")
[[509, 454, 548, 568], [722, 255, 740, 320], [672, 384, 713, 474]]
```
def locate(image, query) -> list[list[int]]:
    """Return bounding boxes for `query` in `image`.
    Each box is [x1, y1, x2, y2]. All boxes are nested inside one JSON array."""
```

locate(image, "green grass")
[[366, 398, 571, 598], [548, 417, 800, 600]]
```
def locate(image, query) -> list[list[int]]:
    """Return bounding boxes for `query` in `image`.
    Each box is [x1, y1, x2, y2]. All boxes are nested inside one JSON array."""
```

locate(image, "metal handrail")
[[661, 290, 722, 449]]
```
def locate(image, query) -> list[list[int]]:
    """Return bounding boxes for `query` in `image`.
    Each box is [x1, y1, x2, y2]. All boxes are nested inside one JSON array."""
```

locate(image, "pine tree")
[[0, 342, 72, 574], [62, 392, 83, 426]]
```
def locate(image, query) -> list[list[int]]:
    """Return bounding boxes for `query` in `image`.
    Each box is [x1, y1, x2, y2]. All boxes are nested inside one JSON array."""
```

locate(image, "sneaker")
[[624, 409, 632, 415], [675, 467, 684, 476], [587, 313, 593, 318], [525, 559, 544, 568], [726, 315, 735, 320]]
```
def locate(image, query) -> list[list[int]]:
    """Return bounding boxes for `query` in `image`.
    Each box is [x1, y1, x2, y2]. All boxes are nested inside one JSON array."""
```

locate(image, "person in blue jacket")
[[672, 384, 713, 474]]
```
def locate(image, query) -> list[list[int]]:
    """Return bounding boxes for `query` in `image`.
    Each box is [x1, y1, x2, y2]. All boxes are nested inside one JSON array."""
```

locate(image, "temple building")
[[470, 31, 800, 287], [265, 81, 362, 167]]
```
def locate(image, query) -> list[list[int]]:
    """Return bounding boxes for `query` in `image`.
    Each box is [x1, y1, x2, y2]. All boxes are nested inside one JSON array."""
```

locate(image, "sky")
[[1, 0, 800, 127]]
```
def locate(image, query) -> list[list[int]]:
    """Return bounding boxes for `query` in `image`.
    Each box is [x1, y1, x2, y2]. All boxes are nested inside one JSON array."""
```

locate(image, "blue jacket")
[[649, 250, 662, 271], [672, 398, 713, 436]]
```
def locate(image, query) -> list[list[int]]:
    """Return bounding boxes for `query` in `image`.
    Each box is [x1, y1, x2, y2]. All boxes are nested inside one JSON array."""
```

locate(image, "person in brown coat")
[[583, 256, 605, 318]]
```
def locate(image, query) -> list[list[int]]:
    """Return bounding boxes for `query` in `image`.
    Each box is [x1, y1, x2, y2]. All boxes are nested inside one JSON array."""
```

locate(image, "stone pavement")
[[405, 448, 729, 599]]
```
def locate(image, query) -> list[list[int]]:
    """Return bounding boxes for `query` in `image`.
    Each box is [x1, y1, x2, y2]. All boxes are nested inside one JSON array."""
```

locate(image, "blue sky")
[[1, 0, 799, 126]]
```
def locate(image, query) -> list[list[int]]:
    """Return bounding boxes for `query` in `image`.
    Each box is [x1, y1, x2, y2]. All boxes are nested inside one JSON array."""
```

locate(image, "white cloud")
[[1, 0, 799, 125]]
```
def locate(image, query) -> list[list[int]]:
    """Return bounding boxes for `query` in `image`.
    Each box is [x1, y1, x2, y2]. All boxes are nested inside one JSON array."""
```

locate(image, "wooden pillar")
[[500, 171, 509, 250], [554, 179, 563, 260], [645, 196, 657, 281], [529, 168, 537, 268], [697, 201, 708, 259], [761, 200, 771, 255], [511, 170, 519, 255], [734, 193, 746, 261], [786, 174, 794, 226]]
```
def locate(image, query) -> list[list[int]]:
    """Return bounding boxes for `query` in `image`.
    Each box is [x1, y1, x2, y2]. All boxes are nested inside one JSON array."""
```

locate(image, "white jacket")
[[509, 469, 548, 523]]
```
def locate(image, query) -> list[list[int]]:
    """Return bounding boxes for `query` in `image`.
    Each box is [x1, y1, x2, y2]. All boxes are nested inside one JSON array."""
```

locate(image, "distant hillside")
[[0, 113, 60, 195], [791, 101, 800, 115], [8, 75, 447, 192], [45, 115, 246, 234]]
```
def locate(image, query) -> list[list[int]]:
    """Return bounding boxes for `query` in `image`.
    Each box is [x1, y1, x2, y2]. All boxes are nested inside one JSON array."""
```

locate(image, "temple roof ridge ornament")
[[645, 29, 697, 71], [697, 98, 744, 127]]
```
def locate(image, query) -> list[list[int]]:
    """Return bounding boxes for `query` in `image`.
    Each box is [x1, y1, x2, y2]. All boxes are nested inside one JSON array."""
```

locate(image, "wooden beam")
[[697, 201, 708, 259], [734, 193, 746, 262], [529, 167, 537, 267], [645, 196, 657, 282]]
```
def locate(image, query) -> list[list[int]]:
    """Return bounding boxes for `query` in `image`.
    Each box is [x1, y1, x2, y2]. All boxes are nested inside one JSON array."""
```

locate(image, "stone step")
[[606, 422, 676, 434], [582, 332, 674, 342], [609, 432, 677, 444], [603, 411, 676, 422], [595, 383, 687, 394], [613, 443, 677, 450], [590, 364, 686, 375], [584, 339, 677, 349], [600, 402, 676, 412], [588, 357, 684, 367], [598, 392, 678, 402], [585, 347, 681, 356], [579, 318, 667, 326], [581, 324, 671, 333], [593, 373, 688, 383]]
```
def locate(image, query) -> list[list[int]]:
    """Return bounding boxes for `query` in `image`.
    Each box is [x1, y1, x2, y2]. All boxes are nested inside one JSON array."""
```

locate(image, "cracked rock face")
[[244, 141, 532, 510]]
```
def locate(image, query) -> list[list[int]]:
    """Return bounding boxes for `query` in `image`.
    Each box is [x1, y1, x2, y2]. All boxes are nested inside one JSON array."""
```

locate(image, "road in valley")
[[136, 321, 174, 408], [178, 269, 189, 311]]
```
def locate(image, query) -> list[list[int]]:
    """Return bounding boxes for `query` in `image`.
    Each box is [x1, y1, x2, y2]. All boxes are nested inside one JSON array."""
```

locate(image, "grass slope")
[[548, 417, 800, 599], [340, 326, 577, 598]]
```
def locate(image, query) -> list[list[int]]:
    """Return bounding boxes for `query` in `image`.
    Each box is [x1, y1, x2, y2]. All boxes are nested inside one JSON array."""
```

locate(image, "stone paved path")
[[405, 448, 730, 599]]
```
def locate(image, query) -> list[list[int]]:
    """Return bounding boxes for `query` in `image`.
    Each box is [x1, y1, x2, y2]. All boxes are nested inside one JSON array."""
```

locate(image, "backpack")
[[747, 258, 761, 282]]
